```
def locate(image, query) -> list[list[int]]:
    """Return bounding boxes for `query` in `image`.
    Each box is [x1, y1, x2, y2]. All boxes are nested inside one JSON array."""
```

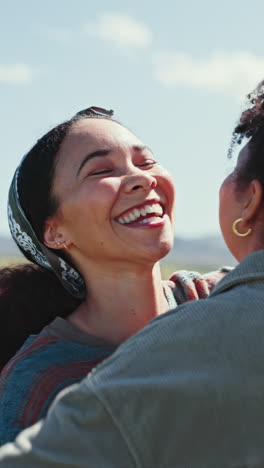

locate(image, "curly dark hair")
[[228, 80, 264, 187], [0, 263, 80, 370]]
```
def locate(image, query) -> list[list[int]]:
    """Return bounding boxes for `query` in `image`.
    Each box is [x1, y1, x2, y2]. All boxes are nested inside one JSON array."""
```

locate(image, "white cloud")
[[152, 51, 264, 99], [0, 64, 33, 84], [84, 12, 152, 49]]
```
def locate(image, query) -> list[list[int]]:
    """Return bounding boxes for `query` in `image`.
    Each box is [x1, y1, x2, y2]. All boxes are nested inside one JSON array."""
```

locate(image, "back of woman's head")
[[0, 263, 80, 371], [229, 80, 264, 188]]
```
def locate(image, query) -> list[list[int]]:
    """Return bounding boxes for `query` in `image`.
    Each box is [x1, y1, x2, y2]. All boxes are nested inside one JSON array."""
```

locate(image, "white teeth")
[[156, 204, 163, 215], [117, 202, 163, 225], [152, 203, 162, 215], [145, 205, 153, 213], [140, 217, 158, 224]]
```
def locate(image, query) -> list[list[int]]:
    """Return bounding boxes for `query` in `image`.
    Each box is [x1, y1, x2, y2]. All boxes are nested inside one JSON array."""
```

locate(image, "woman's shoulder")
[[0, 322, 116, 445], [1, 319, 115, 382]]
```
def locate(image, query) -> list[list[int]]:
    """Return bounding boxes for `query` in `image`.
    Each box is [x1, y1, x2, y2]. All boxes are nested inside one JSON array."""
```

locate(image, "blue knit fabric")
[[0, 332, 115, 445]]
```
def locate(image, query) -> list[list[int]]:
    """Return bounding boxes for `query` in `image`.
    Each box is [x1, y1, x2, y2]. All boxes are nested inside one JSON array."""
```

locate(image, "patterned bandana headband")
[[7, 106, 114, 299]]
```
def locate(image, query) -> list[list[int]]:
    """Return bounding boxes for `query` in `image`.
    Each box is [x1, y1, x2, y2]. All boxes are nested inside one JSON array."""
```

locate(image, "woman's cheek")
[[160, 168, 176, 204]]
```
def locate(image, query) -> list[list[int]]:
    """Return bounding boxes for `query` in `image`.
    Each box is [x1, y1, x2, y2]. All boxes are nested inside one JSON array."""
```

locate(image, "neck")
[[68, 262, 168, 344]]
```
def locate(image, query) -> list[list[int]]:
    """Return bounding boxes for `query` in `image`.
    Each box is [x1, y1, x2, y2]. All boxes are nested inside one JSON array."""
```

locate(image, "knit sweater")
[[0, 317, 116, 445]]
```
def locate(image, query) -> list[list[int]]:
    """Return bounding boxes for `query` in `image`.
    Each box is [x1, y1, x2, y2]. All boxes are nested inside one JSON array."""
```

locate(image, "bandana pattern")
[[7, 107, 115, 299], [8, 205, 50, 268], [59, 259, 85, 294], [8, 167, 85, 299]]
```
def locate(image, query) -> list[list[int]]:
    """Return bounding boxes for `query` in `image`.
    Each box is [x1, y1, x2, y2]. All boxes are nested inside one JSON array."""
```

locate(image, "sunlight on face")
[[45, 118, 176, 272]]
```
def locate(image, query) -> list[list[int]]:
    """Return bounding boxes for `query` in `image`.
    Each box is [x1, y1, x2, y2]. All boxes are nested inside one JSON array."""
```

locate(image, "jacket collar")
[[211, 249, 264, 297]]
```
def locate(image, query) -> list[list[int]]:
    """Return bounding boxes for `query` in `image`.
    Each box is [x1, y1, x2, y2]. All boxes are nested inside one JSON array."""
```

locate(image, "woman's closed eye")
[[137, 159, 157, 168], [89, 160, 157, 176], [90, 168, 113, 176]]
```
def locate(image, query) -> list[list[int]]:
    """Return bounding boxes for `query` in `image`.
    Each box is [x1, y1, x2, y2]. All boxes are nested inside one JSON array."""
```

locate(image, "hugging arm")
[[170, 266, 232, 303]]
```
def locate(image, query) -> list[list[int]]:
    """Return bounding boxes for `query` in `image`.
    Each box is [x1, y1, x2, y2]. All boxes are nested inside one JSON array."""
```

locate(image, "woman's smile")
[[115, 199, 165, 227]]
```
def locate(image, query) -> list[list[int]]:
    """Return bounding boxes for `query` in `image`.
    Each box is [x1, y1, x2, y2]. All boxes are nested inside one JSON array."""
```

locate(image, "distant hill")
[[163, 235, 237, 271], [0, 234, 237, 271]]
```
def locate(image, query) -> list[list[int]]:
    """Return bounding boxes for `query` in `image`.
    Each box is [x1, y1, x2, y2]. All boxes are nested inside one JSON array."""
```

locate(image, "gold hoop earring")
[[232, 218, 252, 237]]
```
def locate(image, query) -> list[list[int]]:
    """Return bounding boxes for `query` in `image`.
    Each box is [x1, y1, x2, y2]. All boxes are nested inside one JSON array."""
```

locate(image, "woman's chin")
[[144, 238, 174, 263], [158, 230, 174, 257], [157, 241, 174, 260]]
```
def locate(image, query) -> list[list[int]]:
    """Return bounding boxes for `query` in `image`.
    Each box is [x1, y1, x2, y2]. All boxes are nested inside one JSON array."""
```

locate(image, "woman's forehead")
[[66, 118, 143, 148], [54, 118, 145, 177]]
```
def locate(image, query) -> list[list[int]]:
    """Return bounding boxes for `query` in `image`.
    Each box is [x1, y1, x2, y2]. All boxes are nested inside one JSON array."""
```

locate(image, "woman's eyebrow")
[[77, 149, 111, 176]]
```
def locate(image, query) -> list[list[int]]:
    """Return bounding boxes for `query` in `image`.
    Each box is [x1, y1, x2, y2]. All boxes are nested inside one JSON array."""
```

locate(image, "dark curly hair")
[[0, 263, 80, 370], [228, 80, 264, 188]]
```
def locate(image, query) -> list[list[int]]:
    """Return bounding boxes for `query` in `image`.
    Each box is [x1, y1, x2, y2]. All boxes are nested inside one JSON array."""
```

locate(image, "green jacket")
[[1, 250, 264, 467]]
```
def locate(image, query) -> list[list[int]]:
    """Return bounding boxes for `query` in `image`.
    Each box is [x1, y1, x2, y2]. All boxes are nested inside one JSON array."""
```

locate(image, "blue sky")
[[1, 0, 264, 238]]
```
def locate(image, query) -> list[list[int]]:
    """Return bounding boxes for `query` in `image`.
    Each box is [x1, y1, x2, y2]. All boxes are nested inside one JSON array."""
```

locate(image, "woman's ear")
[[241, 179, 263, 223], [43, 218, 66, 250]]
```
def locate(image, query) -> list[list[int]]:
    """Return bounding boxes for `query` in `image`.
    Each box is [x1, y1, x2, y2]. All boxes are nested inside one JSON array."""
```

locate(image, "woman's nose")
[[123, 169, 157, 193]]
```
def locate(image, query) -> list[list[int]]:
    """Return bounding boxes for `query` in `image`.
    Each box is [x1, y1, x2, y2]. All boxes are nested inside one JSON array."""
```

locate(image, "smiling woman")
[[45, 117, 175, 280], [0, 107, 227, 445]]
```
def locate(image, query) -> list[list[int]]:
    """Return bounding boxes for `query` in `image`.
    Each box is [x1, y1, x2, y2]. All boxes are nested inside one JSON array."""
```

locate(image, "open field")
[[0, 256, 27, 268], [160, 262, 217, 279], [0, 256, 224, 279]]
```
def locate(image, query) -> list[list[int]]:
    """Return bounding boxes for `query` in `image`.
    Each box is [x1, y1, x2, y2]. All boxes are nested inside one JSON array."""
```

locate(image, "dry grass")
[[160, 261, 216, 279], [0, 256, 27, 268], [0, 256, 212, 279]]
